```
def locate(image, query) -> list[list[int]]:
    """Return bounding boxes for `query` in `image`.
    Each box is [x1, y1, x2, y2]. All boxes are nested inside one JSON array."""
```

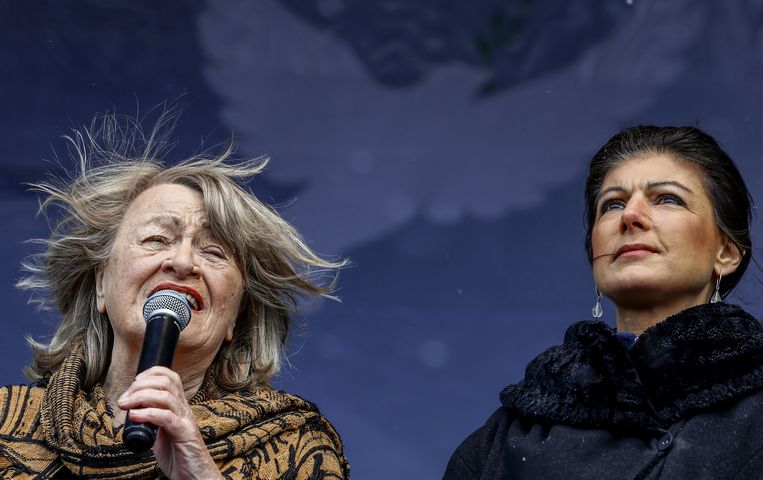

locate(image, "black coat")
[[444, 303, 763, 480]]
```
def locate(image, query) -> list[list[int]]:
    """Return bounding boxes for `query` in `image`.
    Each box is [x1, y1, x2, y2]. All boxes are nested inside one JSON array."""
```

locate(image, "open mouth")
[[149, 283, 204, 311], [179, 292, 201, 310]]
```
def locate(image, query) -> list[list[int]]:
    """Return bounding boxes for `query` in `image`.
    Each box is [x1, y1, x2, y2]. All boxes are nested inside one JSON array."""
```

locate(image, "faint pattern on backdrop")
[[199, 0, 707, 251], [3, 1, 763, 478]]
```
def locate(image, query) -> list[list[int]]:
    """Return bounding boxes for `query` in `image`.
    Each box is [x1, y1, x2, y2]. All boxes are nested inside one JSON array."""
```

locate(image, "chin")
[[605, 283, 669, 307], [602, 268, 665, 289]]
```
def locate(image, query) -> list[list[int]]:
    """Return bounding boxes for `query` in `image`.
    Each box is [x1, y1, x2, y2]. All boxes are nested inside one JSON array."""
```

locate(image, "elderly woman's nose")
[[163, 241, 199, 277], [619, 196, 651, 233]]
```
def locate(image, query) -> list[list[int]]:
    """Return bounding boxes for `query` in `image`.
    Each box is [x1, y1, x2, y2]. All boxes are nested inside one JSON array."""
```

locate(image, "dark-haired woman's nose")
[[619, 196, 652, 233]]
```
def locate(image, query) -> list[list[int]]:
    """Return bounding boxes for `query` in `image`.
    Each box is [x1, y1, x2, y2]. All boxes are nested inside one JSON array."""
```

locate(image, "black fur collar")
[[500, 303, 763, 431]]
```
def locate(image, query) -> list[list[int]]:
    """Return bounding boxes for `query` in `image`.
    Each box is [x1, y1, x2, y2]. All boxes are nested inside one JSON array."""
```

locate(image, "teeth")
[[183, 293, 200, 310]]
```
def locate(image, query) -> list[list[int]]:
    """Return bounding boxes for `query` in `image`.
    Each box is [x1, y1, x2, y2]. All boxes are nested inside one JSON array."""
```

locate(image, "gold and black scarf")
[[0, 345, 349, 479]]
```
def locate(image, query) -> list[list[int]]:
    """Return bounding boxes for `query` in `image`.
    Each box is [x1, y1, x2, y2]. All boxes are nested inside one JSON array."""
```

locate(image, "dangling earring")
[[592, 287, 603, 318], [710, 274, 722, 304]]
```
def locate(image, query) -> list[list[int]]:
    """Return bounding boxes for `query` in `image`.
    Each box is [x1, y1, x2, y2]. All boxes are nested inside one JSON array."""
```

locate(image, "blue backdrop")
[[3, 1, 763, 478]]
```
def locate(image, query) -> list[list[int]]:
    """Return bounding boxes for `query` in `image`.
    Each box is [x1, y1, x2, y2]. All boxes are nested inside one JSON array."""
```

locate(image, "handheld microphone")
[[123, 289, 192, 453]]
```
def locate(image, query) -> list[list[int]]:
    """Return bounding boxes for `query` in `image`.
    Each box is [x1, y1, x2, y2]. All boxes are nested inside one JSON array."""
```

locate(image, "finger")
[[125, 373, 176, 394], [118, 388, 186, 413], [121, 369, 183, 398], [134, 366, 179, 382], [127, 407, 199, 441]]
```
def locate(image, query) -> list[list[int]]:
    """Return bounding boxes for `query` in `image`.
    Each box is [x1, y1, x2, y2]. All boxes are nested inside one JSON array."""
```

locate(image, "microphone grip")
[[123, 314, 181, 453]]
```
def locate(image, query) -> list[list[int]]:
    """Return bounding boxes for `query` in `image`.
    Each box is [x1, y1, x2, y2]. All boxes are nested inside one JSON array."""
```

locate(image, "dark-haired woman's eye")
[[657, 193, 684, 206], [599, 199, 625, 214]]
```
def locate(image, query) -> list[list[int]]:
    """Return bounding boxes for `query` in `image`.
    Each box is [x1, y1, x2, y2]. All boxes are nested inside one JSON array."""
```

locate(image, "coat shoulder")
[[444, 407, 514, 480]]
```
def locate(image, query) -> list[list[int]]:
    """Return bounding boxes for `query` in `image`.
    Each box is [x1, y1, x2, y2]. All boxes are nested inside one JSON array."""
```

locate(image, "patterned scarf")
[[0, 344, 349, 479]]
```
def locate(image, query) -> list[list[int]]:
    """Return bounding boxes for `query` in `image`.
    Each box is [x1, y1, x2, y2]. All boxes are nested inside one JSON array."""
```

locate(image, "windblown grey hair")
[[18, 113, 345, 392]]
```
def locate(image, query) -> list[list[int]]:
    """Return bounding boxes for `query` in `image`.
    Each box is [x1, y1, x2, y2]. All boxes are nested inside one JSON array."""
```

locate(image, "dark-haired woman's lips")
[[614, 243, 658, 260], [149, 283, 204, 311]]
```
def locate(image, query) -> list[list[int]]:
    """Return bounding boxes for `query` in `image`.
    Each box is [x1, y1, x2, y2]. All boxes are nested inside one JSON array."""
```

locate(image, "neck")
[[103, 342, 208, 428], [614, 289, 714, 335]]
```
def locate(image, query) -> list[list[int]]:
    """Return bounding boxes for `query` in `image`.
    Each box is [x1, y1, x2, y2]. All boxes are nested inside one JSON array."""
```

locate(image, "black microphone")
[[123, 289, 192, 453]]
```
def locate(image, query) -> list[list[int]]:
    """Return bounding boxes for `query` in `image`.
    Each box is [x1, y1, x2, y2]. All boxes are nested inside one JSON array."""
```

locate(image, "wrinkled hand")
[[118, 367, 222, 480]]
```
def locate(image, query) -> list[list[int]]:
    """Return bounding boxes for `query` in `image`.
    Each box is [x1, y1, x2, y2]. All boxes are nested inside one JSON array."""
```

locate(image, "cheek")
[[590, 221, 611, 256], [100, 257, 122, 300], [682, 222, 720, 261], [213, 285, 244, 339], [221, 290, 243, 316], [107, 244, 152, 282], [667, 214, 717, 250], [212, 271, 245, 314], [110, 259, 152, 294]]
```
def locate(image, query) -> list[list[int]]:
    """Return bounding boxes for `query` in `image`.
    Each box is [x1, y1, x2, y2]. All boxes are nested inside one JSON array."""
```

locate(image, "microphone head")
[[142, 290, 192, 331]]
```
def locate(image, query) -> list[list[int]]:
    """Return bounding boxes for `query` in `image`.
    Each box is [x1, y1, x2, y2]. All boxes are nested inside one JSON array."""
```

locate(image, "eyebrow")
[[137, 214, 211, 230], [138, 214, 181, 228], [598, 180, 695, 202]]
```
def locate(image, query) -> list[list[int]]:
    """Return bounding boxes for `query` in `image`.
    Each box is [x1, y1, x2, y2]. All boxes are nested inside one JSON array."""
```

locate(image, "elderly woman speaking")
[[0, 115, 349, 479]]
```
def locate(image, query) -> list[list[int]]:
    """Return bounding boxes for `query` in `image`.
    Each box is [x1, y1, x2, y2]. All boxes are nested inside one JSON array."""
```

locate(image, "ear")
[[95, 264, 107, 314], [715, 235, 743, 278], [225, 321, 235, 343]]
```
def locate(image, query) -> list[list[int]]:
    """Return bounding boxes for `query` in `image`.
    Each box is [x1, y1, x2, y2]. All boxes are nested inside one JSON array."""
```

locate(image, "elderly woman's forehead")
[[127, 184, 205, 212], [130, 212, 210, 228]]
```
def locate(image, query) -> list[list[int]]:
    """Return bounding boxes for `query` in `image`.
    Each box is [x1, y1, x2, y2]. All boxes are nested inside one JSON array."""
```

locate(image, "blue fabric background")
[[2, 1, 763, 477]]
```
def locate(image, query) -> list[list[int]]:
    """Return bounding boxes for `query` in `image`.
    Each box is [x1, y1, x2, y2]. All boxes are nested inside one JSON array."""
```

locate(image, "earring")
[[592, 287, 603, 318], [710, 274, 722, 304]]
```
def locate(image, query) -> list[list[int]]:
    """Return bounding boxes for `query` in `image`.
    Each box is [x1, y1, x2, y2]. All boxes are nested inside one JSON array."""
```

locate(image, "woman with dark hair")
[[444, 126, 763, 479], [0, 114, 350, 479]]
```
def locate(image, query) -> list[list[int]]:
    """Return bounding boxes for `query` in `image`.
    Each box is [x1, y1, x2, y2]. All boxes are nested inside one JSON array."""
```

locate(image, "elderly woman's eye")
[[204, 246, 226, 259], [144, 235, 168, 244]]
